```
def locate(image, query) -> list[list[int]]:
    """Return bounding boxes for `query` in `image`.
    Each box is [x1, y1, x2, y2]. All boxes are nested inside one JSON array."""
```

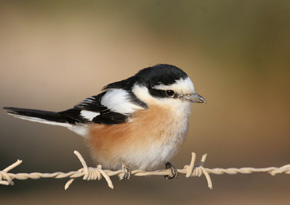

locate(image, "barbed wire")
[[1, 151, 289, 190]]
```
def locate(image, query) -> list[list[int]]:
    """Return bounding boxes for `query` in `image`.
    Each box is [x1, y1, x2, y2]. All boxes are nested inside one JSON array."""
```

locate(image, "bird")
[[3, 64, 206, 177]]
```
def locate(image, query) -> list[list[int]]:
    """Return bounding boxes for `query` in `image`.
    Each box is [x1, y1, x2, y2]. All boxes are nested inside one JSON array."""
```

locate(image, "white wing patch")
[[101, 89, 144, 115], [80, 110, 100, 121]]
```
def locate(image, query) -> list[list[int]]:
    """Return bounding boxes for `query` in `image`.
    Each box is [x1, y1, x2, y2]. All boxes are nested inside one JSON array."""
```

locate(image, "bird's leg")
[[119, 163, 131, 180], [164, 162, 178, 179]]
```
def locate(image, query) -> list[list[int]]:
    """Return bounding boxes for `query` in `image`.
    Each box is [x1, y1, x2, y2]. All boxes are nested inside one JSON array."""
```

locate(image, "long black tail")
[[3, 107, 78, 127]]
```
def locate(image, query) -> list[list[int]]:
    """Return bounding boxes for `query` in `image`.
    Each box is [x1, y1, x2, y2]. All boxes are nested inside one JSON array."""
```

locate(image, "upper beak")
[[184, 92, 206, 103]]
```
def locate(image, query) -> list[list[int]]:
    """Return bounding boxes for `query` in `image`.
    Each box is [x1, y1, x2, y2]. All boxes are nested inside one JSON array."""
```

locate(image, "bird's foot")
[[119, 164, 131, 180], [164, 162, 178, 179]]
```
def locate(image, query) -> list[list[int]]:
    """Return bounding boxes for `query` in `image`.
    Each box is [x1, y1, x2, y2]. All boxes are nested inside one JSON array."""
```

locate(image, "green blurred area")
[[0, 1, 289, 204]]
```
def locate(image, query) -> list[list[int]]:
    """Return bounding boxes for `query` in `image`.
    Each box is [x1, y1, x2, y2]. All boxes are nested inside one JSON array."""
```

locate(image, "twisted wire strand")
[[0, 151, 289, 190]]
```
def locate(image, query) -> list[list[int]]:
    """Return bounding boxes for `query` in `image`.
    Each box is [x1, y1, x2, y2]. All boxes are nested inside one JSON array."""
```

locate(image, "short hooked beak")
[[183, 92, 206, 103]]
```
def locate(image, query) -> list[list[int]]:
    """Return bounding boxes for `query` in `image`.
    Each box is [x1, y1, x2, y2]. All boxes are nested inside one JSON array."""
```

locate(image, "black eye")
[[166, 90, 175, 97]]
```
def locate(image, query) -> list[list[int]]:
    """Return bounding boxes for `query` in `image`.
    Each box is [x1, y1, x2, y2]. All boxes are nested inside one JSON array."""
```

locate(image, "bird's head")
[[104, 64, 206, 110]]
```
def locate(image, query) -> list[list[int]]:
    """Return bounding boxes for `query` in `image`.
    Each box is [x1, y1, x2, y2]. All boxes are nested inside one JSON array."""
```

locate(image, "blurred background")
[[0, 0, 289, 204]]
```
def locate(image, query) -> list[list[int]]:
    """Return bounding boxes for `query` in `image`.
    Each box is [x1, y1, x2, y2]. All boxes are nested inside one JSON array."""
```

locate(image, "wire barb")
[[0, 151, 289, 190], [0, 160, 22, 186], [64, 151, 114, 190]]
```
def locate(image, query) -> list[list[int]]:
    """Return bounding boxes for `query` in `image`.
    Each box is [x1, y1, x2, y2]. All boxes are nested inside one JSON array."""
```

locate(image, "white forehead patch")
[[153, 77, 195, 94], [101, 89, 144, 115]]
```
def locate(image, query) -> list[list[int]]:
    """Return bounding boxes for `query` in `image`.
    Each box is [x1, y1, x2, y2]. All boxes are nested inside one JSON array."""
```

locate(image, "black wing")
[[4, 91, 129, 126], [70, 92, 128, 125]]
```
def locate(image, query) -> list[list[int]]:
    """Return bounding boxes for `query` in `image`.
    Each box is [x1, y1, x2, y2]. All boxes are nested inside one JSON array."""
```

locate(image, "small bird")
[[4, 64, 205, 176]]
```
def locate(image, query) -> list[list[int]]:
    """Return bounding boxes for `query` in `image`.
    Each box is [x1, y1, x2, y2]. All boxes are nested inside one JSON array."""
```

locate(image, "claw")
[[165, 162, 178, 179], [119, 164, 131, 180]]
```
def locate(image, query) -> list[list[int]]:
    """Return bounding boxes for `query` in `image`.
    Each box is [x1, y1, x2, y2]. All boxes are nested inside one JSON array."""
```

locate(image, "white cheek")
[[132, 84, 192, 118], [158, 97, 192, 116], [132, 84, 158, 104]]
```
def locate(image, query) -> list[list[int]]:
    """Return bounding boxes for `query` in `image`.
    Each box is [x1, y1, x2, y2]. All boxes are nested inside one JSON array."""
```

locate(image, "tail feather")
[[3, 107, 72, 127]]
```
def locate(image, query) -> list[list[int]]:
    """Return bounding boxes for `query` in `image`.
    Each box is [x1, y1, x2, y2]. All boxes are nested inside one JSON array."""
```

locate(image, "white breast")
[[117, 102, 192, 170]]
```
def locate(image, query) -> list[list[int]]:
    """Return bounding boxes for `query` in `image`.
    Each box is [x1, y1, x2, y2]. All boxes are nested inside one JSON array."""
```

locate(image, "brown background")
[[0, 1, 289, 204]]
